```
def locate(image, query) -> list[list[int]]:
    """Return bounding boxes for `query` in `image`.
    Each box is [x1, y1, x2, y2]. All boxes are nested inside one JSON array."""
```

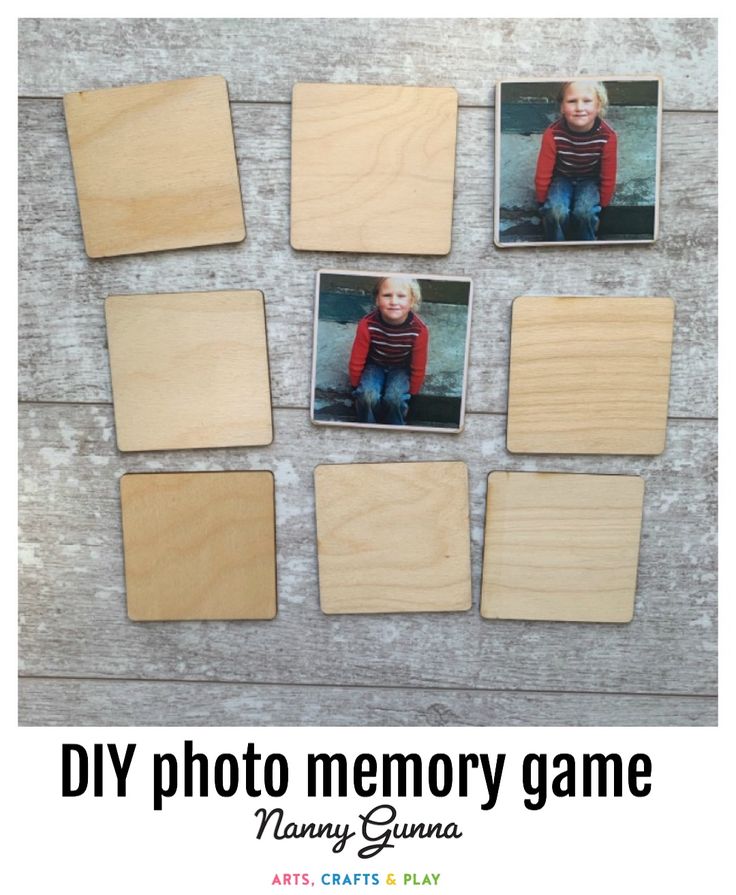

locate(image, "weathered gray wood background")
[[18, 18, 718, 726]]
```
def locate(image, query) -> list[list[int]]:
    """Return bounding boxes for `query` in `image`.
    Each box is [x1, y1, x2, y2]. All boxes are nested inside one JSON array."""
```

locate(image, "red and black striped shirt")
[[349, 309, 429, 395], [535, 116, 618, 207]]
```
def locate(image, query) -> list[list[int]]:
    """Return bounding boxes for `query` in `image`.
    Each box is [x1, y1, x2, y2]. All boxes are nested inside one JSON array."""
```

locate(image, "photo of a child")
[[536, 81, 617, 241], [311, 270, 472, 433], [495, 77, 662, 246], [349, 277, 428, 426]]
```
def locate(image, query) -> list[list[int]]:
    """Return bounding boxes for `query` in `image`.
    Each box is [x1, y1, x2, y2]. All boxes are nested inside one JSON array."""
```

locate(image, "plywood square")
[[291, 83, 458, 255], [121, 471, 276, 620], [106, 290, 272, 451], [480, 472, 644, 623], [507, 296, 675, 454], [64, 75, 245, 257], [314, 461, 471, 613]]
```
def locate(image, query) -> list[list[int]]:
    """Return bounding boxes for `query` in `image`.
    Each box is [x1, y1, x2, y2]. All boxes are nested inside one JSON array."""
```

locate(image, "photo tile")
[[494, 77, 662, 247], [311, 269, 472, 434]]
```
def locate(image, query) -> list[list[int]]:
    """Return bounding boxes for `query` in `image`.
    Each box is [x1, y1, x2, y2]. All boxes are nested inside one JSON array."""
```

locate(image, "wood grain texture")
[[18, 102, 717, 418], [291, 83, 457, 255], [315, 462, 471, 613], [481, 472, 644, 622], [120, 471, 277, 620], [507, 296, 675, 454], [64, 75, 245, 256], [106, 291, 272, 450], [18, 405, 717, 699], [19, 678, 717, 727], [18, 19, 717, 726], [18, 19, 717, 110]]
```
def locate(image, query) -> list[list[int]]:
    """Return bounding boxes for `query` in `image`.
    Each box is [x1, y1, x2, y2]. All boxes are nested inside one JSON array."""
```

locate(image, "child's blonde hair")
[[558, 80, 609, 117], [373, 276, 422, 311]]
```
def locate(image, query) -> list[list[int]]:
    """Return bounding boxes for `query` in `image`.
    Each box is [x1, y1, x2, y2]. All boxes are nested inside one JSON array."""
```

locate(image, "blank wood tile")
[[121, 471, 276, 621], [291, 83, 458, 255], [315, 461, 471, 614], [481, 472, 644, 623], [64, 75, 245, 257], [106, 290, 272, 451], [507, 296, 675, 454]]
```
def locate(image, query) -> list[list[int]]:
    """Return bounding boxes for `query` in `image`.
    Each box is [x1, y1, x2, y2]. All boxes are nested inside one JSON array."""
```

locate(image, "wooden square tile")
[[64, 75, 245, 257], [480, 472, 644, 623], [106, 290, 273, 451], [507, 296, 675, 454], [291, 83, 458, 255], [314, 461, 471, 613], [121, 471, 276, 621]]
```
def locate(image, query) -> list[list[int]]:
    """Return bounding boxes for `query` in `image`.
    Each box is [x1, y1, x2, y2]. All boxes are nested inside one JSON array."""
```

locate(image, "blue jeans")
[[354, 364, 411, 425], [540, 174, 601, 241]]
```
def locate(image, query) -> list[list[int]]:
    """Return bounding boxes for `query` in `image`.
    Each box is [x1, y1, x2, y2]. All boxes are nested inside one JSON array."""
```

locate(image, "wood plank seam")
[[15, 675, 719, 699], [19, 95, 719, 114]]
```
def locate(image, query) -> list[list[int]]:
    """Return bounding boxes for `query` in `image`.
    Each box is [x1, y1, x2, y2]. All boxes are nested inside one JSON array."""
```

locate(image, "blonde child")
[[348, 276, 429, 426], [535, 80, 618, 241]]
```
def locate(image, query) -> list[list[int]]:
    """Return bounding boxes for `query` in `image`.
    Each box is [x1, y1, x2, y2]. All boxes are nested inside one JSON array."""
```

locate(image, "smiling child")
[[348, 276, 429, 426], [535, 80, 618, 241]]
